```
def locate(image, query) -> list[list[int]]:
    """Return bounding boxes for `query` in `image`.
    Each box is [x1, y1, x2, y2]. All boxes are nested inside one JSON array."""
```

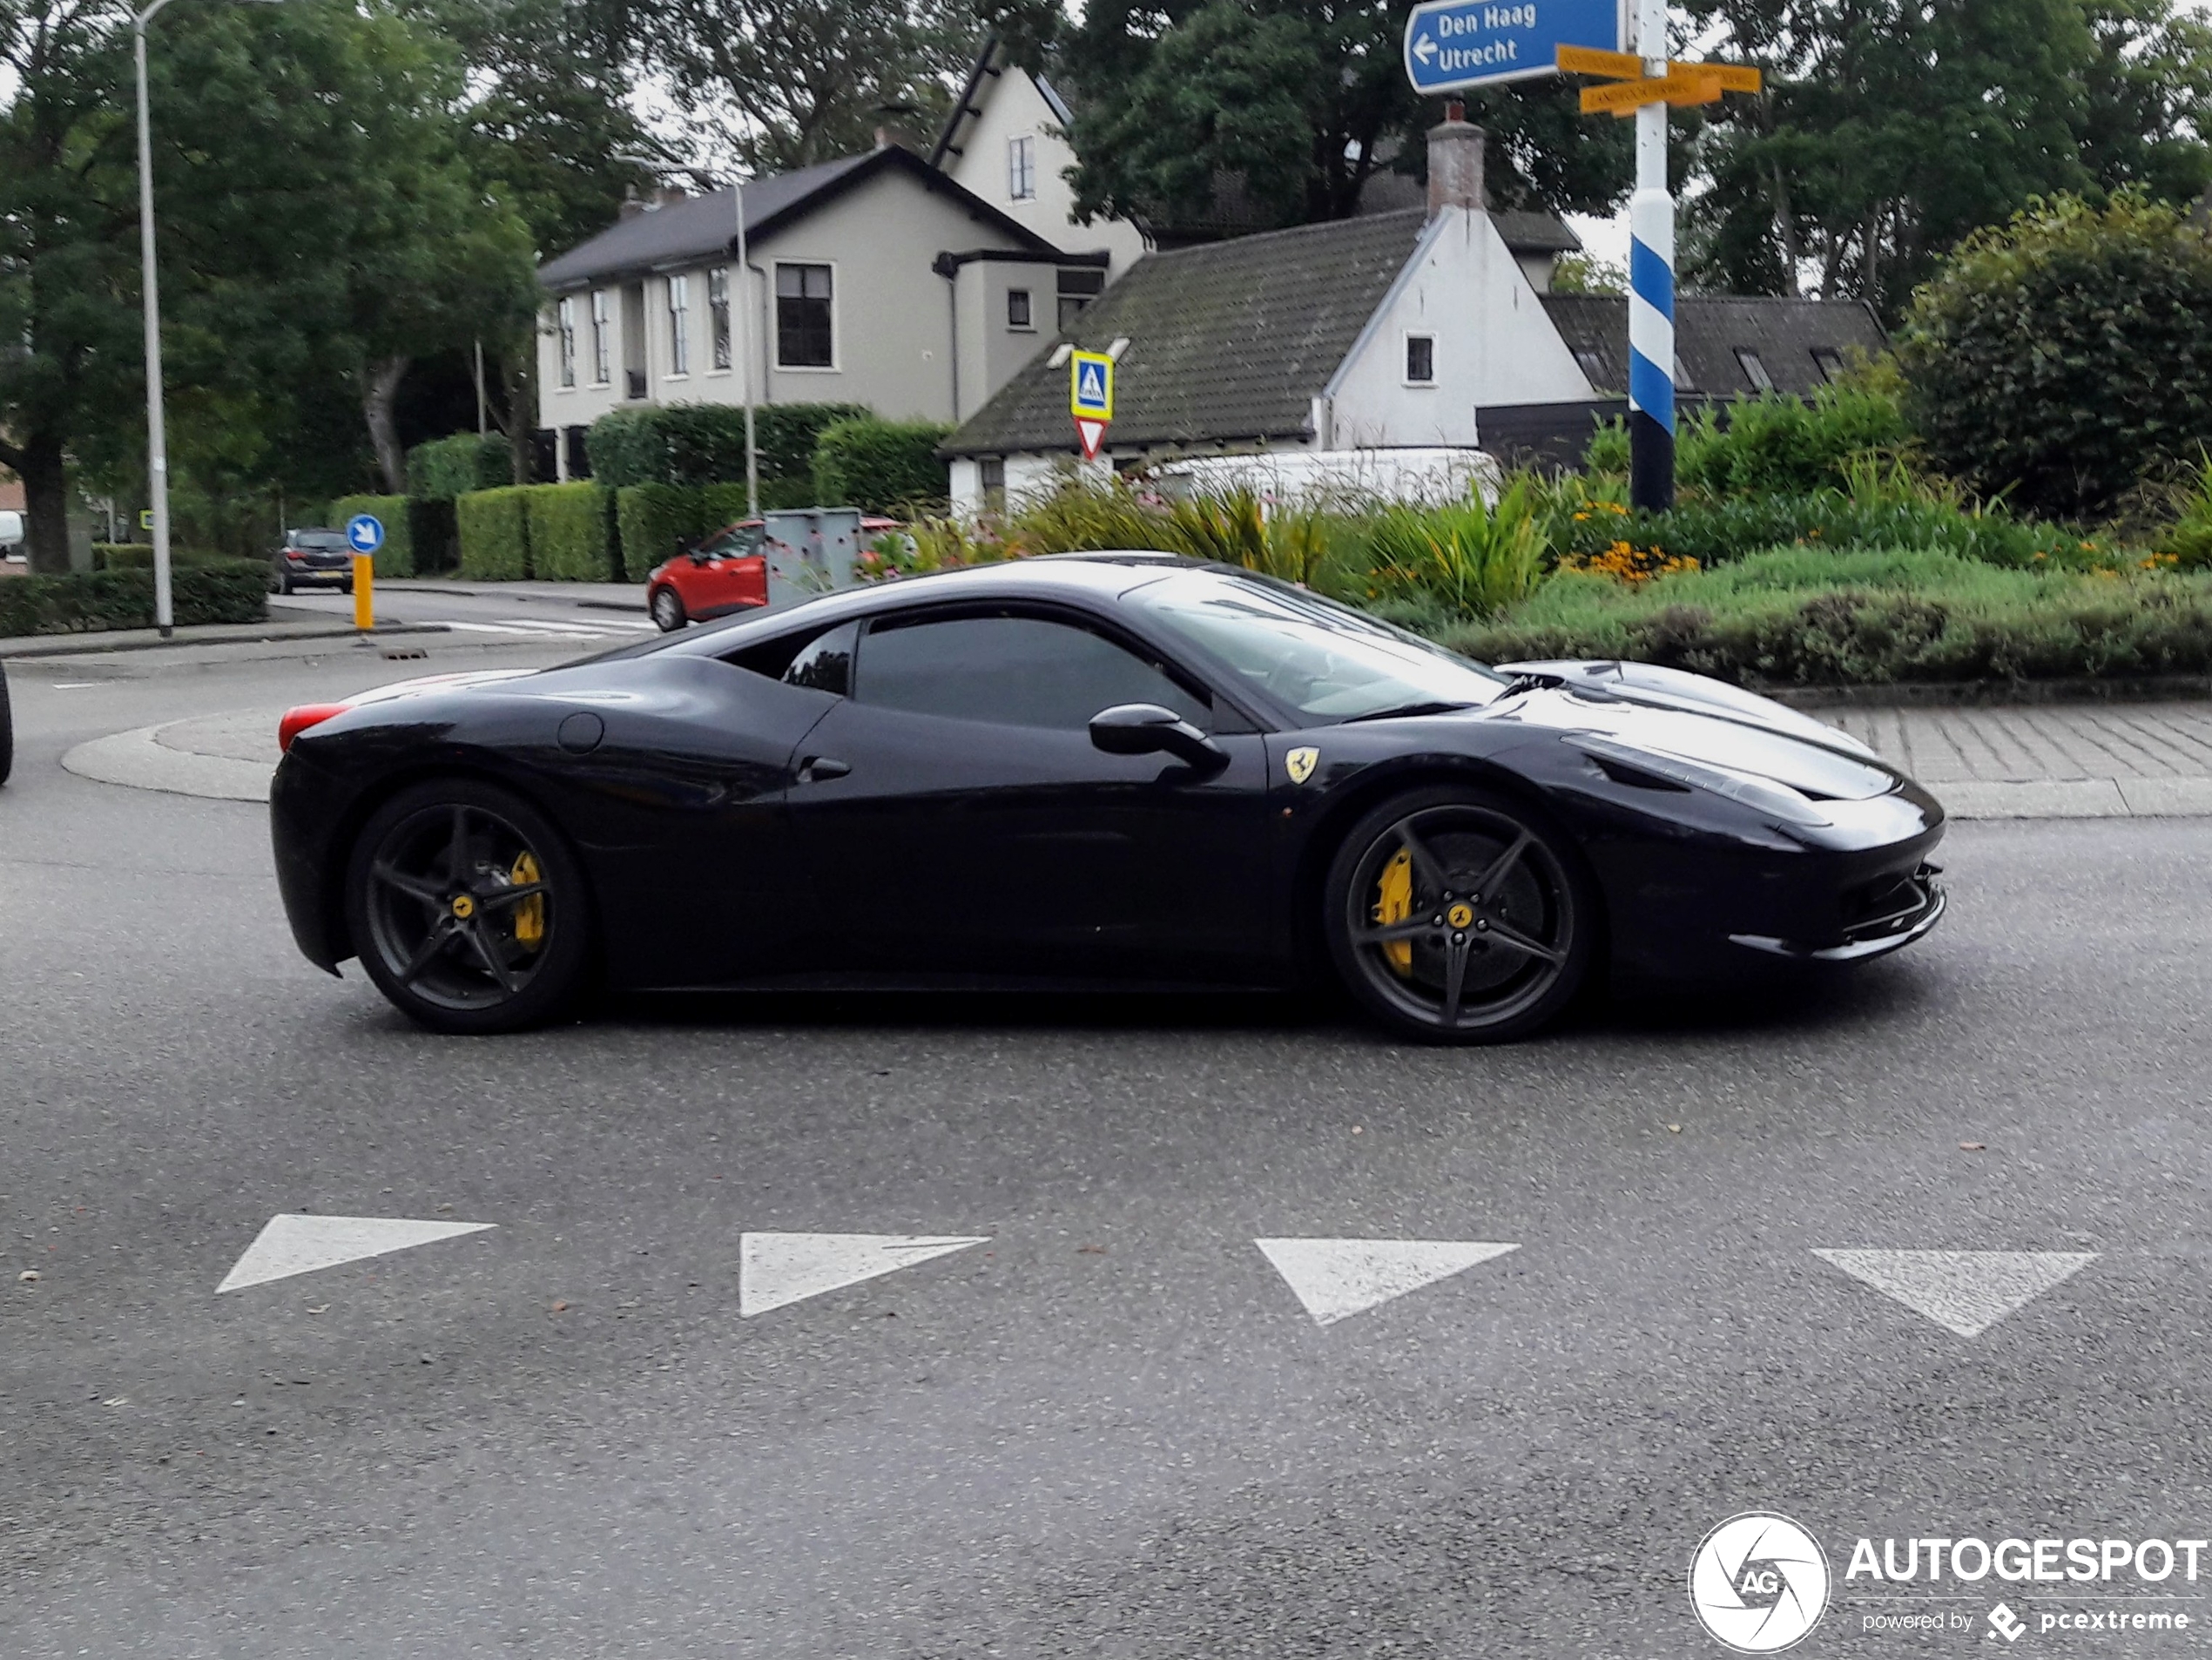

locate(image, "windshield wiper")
[[1341, 699, 1478, 723]]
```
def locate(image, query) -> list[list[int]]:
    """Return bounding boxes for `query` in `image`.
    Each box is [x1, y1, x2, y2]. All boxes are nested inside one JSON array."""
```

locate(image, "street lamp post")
[[732, 176, 758, 519], [133, 0, 179, 637]]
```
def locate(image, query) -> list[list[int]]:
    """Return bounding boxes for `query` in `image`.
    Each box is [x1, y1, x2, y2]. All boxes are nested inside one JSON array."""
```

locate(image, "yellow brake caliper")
[[509, 852, 546, 951], [1373, 846, 1413, 976]]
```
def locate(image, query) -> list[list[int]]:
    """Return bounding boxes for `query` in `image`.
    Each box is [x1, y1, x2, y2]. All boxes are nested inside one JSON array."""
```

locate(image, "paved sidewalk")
[[1824, 703, 2212, 819], [378, 577, 646, 611], [0, 616, 445, 660]]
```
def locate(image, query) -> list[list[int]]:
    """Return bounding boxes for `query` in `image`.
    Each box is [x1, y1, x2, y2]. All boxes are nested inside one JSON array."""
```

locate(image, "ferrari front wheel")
[[344, 779, 591, 1034], [1324, 785, 1594, 1044]]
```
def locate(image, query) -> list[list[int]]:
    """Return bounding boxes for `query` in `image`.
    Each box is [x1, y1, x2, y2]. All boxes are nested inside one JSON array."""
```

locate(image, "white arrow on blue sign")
[[1403, 0, 1626, 93], [345, 514, 385, 555]]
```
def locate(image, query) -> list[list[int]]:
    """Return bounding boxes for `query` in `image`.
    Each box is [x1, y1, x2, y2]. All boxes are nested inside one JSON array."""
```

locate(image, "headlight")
[[1567, 732, 1832, 827]]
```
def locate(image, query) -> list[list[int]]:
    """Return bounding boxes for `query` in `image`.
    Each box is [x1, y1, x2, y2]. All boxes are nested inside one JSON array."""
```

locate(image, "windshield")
[[1130, 571, 1506, 722], [292, 530, 347, 550]]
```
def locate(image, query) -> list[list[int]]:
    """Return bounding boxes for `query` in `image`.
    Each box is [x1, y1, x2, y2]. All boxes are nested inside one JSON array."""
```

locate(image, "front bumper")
[[1728, 862, 1946, 962]]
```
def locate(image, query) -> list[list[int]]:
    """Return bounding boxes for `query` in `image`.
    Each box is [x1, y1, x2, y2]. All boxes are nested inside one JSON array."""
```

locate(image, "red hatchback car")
[[646, 516, 901, 631]]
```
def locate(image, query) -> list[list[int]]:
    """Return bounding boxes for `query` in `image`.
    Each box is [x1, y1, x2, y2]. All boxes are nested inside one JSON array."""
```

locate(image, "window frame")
[[1404, 332, 1437, 387], [590, 289, 611, 385], [556, 297, 577, 388], [709, 267, 733, 373], [1007, 287, 1034, 331], [1810, 347, 1844, 384], [666, 273, 691, 377], [773, 260, 838, 372], [1008, 134, 1036, 201], [1735, 348, 1775, 392]]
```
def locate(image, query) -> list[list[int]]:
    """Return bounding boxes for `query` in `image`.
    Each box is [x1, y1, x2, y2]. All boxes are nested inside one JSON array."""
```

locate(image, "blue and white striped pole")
[[1627, 0, 1675, 510]]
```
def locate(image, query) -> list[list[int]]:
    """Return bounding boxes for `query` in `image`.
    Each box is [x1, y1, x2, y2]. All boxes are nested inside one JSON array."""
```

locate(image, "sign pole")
[[1627, 0, 1675, 511]]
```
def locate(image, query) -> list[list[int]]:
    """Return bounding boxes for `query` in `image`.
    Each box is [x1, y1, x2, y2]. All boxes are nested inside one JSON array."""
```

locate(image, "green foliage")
[[615, 483, 707, 582], [0, 561, 269, 637], [408, 434, 513, 501], [1898, 191, 2212, 519], [1548, 253, 1628, 295], [811, 418, 951, 514], [585, 403, 869, 489], [89, 543, 233, 570], [522, 483, 617, 581], [1448, 546, 2212, 685], [1364, 480, 1548, 619], [327, 495, 416, 577], [2158, 450, 2212, 569], [456, 487, 531, 579], [1676, 388, 1914, 498]]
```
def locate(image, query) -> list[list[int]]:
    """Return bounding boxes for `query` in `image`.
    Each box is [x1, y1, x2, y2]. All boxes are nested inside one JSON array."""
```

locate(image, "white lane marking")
[[1812, 1249, 2098, 1337], [216, 1214, 495, 1293], [1254, 1237, 1520, 1326], [491, 617, 628, 636], [738, 1232, 988, 1318], [51, 682, 102, 689]]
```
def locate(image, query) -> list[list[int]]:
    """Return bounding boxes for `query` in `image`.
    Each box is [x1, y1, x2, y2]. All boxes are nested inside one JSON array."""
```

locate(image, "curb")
[[1770, 676, 2212, 711], [0, 621, 449, 661]]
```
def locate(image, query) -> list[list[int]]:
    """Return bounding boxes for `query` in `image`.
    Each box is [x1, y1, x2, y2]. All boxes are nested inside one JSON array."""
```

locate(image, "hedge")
[[813, 417, 951, 514], [328, 494, 416, 577], [524, 483, 617, 581], [0, 561, 269, 638], [615, 483, 704, 581], [585, 402, 869, 489], [457, 487, 531, 579], [408, 433, 512, 501], [91, 543, 233, 570]]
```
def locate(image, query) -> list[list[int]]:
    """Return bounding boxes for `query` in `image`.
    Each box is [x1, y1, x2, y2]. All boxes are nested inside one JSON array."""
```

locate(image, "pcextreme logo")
[[1689, 1513, 1832, 1652]]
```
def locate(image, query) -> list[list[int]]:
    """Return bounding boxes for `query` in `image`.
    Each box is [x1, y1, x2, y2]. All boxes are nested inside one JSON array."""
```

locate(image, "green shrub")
[[585, 402, 870, 489], [0, 560, 269, 637], [408, 498, 459, 575], [1583, 386, 1912, 498], [615, 483, 705, 581], [407, 433, 511, 500], [523, 483, 617, 581], [698, 482, 753, 533], [812, 417, 952, 514], [456, 487, 531, 579], [328, 494, 416, 577], [90, 543, 233, 570], [1898, 191, 2212, 519], [1365, 479, 1547, 618]]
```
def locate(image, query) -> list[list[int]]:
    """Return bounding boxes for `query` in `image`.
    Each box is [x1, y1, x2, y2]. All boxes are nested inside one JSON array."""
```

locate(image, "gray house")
[[532, 145, 1110, 480]]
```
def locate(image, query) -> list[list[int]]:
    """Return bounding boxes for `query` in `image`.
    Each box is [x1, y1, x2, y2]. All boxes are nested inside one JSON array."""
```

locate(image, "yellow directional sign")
[[1581, 70, 1724, 115], [1696, 62, 1763, 92], [1556, 44, 1644, 78]]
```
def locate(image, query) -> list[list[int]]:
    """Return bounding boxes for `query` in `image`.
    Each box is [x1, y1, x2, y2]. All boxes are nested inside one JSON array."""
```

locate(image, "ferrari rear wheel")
[[1325, 785, 1593, 1044], [344, 779, 590, 1034], [651, 585, 686, 631]]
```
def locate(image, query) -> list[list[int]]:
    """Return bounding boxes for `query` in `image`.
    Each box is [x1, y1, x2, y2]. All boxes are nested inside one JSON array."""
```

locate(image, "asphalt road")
[[275, 579, 660, 647], [4, 646, 2210, 1658]]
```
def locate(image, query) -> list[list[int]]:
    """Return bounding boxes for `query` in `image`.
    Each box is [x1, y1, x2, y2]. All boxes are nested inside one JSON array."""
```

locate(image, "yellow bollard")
[[353, 551, 374, 631]]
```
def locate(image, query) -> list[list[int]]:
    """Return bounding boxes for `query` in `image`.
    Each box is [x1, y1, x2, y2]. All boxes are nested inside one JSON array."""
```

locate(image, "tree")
[[1896, 191, 2212, 518], [646, 0, 970, 175]]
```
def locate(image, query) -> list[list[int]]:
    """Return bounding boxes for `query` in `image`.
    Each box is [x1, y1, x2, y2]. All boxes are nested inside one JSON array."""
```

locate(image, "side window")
[[854, 613, 1210, 731], [783, 621, 859, 697]]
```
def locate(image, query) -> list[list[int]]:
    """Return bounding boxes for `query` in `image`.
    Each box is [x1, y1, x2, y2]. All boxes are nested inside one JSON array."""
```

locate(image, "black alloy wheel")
[[651, 586, 686, 631], [1325, 785, 1594, 1043], [344, 779, 591, 1034]]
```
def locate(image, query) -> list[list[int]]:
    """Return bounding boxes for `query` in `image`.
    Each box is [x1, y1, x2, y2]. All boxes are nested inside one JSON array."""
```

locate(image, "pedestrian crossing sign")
[[1069, 350, 1113, 420]]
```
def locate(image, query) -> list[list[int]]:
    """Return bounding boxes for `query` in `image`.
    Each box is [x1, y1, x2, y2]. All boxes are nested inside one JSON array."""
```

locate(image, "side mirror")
[[1089, 703, 1224, 771]]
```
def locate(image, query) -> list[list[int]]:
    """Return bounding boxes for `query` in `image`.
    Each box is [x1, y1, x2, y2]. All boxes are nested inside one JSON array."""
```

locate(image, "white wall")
[[1322, 206, 1595, 450], [941, 66, 1149, 280]]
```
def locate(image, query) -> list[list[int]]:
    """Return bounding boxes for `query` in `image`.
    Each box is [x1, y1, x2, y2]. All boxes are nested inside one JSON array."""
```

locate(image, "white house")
[[532, 145, 1110, 479]]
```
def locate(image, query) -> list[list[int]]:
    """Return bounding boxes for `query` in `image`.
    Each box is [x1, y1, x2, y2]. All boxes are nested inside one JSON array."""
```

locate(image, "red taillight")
[[285, 550, 307, 563], [278, 704, 348, 752]]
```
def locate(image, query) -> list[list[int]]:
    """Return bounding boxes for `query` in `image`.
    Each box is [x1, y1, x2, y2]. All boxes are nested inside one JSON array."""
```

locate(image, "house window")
[[1008, 135, 1036, 201], [556, 298, 577, 388], [776, 263, 834, 368], [1811, 348, 1844, 383], [710, 268, 732, 371], [1405, 334, 1436, 385], [1008, 288, 1034, 330], [667, 274, 691, 375], [1572, 348, 1610, 389], [1057, 267, 1104, 333], [1736, 348, 1774, 392], [590, 290, 611, 384], [1674, 354, 1697, 394], [981, 456, 1007, 514]]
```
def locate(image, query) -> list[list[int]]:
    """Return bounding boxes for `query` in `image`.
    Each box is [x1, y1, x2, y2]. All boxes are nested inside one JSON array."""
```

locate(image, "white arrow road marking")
[[738, 1232, 990, 1319], [1812, 1250, 2098, 1337], [217, 1214, 495, 1293], [1254, 1238, 1519, 1326]]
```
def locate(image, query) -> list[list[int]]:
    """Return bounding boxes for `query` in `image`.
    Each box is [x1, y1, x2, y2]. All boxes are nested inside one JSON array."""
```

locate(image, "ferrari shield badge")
[[1285, 746, 1319, 785]]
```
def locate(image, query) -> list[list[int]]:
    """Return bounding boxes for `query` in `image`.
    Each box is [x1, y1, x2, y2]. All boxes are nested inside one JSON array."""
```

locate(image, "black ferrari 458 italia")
[[271, 553, 1946, 1043]]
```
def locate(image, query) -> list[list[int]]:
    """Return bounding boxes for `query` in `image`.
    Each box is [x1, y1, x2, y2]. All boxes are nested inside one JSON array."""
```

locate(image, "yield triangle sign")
[[1075, 416, 1109, 460], [216, 1214, 495, 1293], [1254, 1238, 1519, 1326], [1813, 1249, 2097, 1337], [739, 1232, 988, 1318]]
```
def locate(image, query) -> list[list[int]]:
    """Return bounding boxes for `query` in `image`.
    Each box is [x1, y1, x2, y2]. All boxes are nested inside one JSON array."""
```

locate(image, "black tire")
[[650, 585, 687, 631], [0, 662, 13, 787], [340, 577, 354, 596], [1323, 784, 1595, 1044], [344, 778, 592, 1034]]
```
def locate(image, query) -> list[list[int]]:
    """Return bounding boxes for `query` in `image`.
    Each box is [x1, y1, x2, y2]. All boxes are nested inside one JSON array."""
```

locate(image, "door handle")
[[797, 755, 850, 783]]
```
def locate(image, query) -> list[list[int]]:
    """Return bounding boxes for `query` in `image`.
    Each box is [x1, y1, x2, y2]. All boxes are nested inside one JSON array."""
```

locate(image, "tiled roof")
[[537, 148, 1063, 293], [1541, 294, 1890, 397], [943, 210, 1432, 455]]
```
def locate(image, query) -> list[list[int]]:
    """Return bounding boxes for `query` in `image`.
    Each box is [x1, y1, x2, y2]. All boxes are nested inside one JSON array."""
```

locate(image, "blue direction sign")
[[1403, 0, 1625, 93], [345, 514, 385, 555]]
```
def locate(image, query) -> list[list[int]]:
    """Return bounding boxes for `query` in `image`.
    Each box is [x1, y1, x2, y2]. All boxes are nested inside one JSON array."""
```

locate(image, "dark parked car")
[[270, 528, 355, 595], [270, 554, 1946, 1042]]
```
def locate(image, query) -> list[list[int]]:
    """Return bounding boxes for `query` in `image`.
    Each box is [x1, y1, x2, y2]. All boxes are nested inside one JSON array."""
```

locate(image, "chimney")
[[1426, 99, 1487, 218], [617, 186, 647, 220]]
